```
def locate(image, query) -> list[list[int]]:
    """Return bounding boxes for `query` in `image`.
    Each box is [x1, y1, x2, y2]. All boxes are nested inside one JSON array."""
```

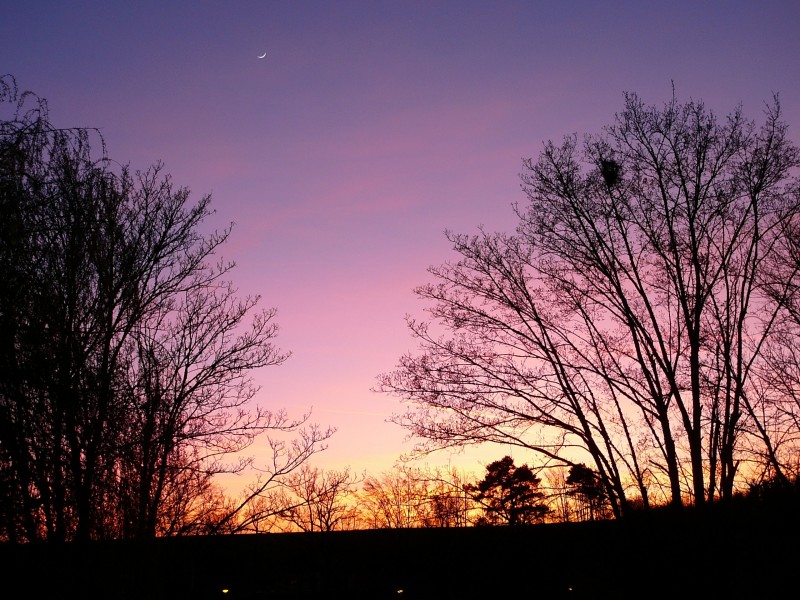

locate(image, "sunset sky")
[[3, 1, 799, 492]]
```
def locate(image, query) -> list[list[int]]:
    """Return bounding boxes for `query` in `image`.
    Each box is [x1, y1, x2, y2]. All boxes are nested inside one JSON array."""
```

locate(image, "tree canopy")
[[470, 456, 548, 525]]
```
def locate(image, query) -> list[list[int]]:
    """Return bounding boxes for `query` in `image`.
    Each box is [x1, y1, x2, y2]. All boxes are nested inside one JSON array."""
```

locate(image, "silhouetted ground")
[[3, 503, 797, 599]]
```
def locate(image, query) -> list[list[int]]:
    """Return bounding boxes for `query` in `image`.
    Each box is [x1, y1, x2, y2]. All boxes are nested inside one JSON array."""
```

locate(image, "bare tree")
[[419, 467, 475, 527], [275, 465, 360, 532], [358, 465, 477, 528], [747, 220, 800, 486], [359, 466, 433, 528], [0, 75, 330, 541], [201, 423, 334, 534], [378, 90, 800, 515], [544, 468, 575, 523]]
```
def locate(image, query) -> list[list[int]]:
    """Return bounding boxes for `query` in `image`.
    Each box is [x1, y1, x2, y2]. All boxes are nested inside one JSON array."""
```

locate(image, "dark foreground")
[[3, 505, 797, 599]]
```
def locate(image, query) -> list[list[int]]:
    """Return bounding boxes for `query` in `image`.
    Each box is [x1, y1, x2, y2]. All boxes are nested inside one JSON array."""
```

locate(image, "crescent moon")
[[258, 52, 267, 59]]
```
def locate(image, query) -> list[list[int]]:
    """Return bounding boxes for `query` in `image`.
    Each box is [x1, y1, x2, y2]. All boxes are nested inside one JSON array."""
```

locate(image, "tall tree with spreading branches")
[[0, 75, 332, 541], [378, 89, 800, 516]]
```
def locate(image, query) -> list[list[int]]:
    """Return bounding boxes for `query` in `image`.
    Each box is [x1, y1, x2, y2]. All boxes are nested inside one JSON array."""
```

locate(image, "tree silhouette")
[[470, 456, 548, 525], [378, 89, 800, 516], [360, 466, 433, 529], [277, 465, 360, 532], [0, 75, 331, 542], [357, 465, 475, 528], [566, 464, 608, 521]]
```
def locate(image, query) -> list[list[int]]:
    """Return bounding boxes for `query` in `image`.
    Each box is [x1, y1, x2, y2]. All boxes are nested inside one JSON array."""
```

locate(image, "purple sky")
[[4, 1, 800, 489]]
